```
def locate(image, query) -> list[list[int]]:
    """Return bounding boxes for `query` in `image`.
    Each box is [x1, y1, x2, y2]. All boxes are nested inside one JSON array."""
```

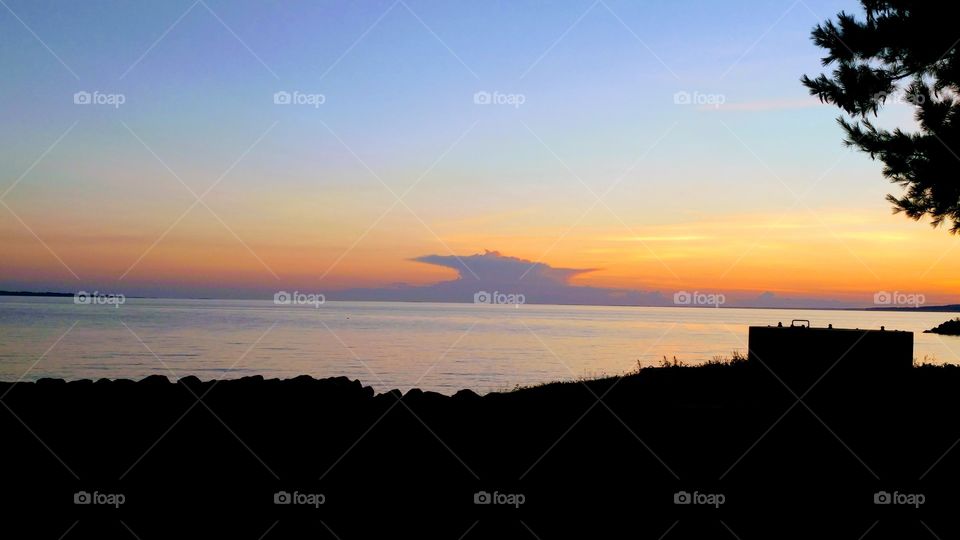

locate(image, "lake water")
[[1, 297, 957, 394]]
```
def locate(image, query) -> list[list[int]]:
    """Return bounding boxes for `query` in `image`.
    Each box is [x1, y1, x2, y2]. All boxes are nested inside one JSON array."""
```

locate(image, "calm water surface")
[[1, 297, 957, 394]]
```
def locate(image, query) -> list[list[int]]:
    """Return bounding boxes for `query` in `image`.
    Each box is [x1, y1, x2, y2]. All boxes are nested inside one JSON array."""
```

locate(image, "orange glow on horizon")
[[3, 203, 959, 303]]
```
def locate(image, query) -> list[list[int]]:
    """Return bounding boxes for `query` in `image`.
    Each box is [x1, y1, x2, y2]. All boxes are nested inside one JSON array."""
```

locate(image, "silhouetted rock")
[[452, 388, 480, 401], [178, 375, 202, 388], [138, 374, 170, 385]]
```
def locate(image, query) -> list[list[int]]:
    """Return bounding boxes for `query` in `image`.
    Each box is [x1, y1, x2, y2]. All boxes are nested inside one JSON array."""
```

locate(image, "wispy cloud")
[[701, 97, 824, 112]]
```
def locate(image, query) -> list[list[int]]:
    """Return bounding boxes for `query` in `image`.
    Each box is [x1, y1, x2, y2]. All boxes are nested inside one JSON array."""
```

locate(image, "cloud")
[[411, 250, 596, 284], [700, 97, 825, 112], [332, 250, 670, 306]]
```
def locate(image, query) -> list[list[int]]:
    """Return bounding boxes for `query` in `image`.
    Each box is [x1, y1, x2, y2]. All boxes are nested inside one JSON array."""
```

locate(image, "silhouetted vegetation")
[[802, 1, 960, 232], [925, 317, 960, 335]]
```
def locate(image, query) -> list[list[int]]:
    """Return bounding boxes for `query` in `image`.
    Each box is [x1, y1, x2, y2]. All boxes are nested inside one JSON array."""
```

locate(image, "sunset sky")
[[2, 0, 959, 307]]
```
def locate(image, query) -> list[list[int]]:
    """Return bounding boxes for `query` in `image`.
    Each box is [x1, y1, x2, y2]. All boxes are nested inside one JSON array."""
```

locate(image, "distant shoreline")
[[3, 290, 959, 312], [0, 291, 74, 297], [0, 291, 150, 299]]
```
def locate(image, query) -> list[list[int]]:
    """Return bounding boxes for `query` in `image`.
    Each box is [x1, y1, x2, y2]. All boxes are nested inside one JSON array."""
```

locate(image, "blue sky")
[[5, 0, 955, 307]]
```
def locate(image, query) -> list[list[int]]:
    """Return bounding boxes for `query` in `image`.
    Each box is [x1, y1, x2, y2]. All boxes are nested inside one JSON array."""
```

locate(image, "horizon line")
[[3, 289, 955, 312]]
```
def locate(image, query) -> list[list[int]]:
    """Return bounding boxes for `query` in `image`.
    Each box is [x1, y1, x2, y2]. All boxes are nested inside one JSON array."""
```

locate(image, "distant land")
[[0, 291, 149, 299], [0, 291, 74, 297], [867, 305, 960, 313]]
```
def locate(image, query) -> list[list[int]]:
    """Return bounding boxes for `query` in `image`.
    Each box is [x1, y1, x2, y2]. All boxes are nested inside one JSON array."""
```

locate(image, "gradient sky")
[[2, 0, 958, 307]]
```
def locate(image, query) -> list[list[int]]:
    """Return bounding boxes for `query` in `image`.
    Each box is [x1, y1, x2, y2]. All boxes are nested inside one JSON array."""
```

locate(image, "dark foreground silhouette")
[[925, 318, 960, 335], [3, 363, 959, 539]]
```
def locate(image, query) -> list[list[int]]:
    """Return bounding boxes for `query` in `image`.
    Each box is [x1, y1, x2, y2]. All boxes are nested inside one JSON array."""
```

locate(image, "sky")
[[1, 0, 959, 308]]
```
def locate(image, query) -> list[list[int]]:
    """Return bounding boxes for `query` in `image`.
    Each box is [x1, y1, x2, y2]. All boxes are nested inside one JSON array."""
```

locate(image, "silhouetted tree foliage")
[[802, 1, 960, 232]]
